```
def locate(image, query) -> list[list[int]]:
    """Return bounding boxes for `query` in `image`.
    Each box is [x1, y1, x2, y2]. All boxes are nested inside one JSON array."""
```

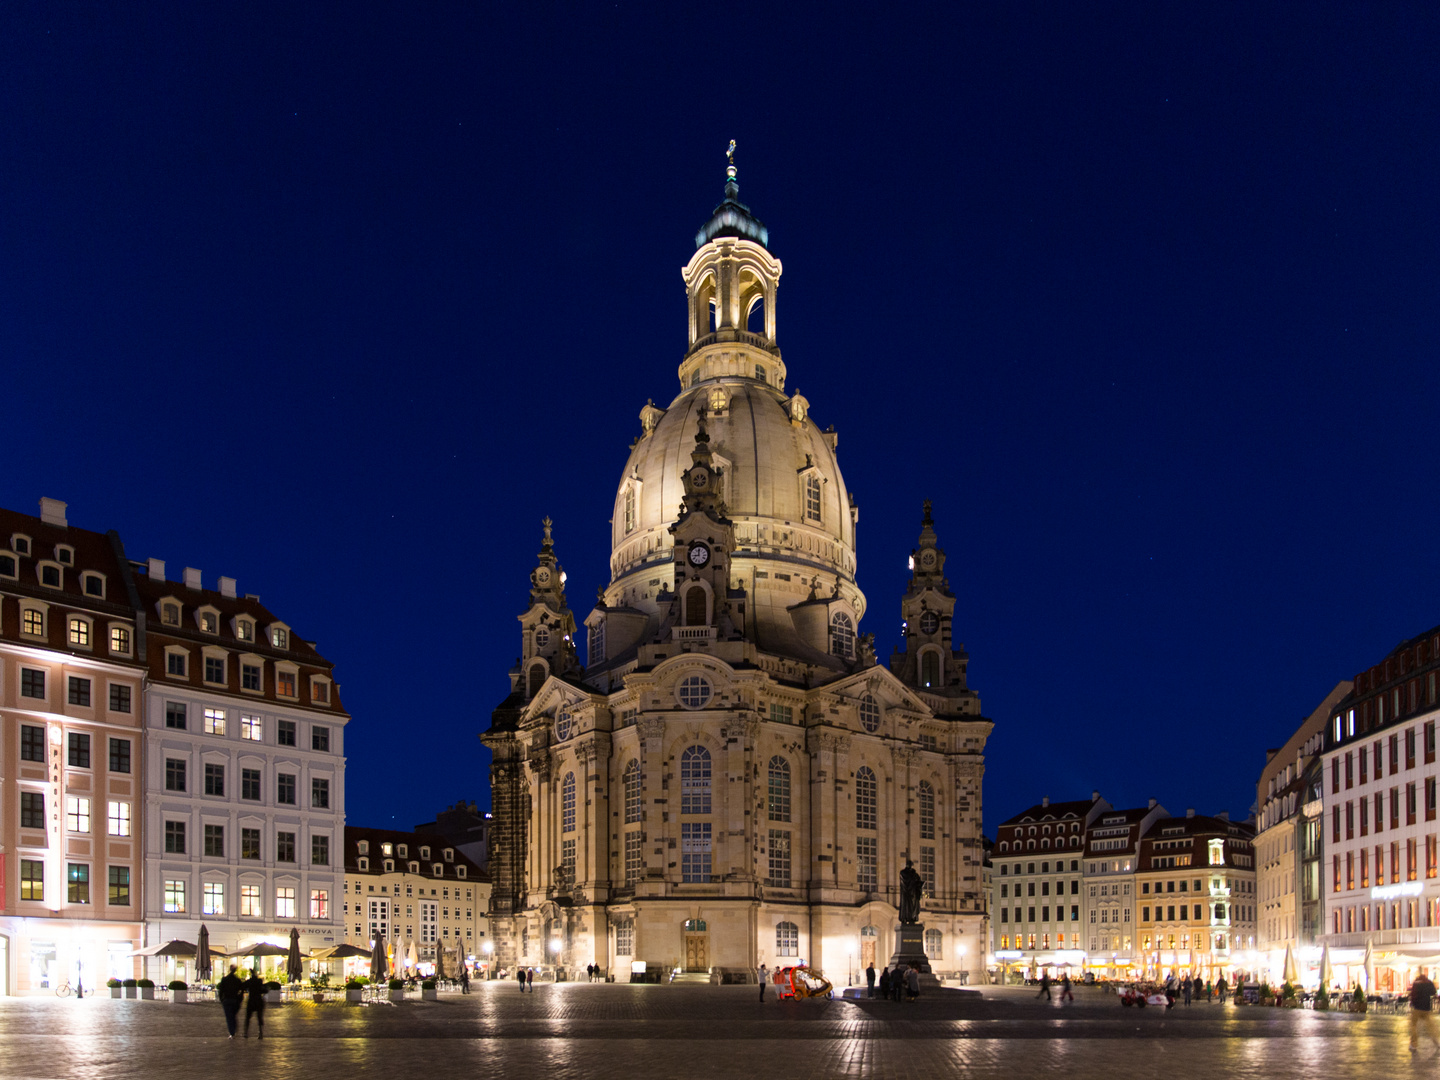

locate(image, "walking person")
[[242, 969, 266, 1039], [1037, 972, 1052, 1001], [217, 964, 243, 1039], [524, 968, 533, 992], [1410, 971, 1440, 1053], [460, 965, 470, 994], [879, 967, 891, 1001], [1061, 974, 1073, 1003], [866, 962, 876, 999], [1182, 976, 1192, 1006], [758, 963, 768, 1001], [516, 967, 526, 993]]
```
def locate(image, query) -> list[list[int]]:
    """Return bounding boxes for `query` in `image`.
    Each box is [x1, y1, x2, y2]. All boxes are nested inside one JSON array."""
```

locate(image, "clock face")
[[919, 612, 940, 635], [690, 467, 709, 488], [688, 543, 710, 567], [920, 550, 936, 568], [536, 569, 551, 584]]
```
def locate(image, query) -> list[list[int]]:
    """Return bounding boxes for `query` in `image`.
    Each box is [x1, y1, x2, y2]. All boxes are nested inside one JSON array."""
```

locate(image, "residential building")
[[135, 558, 349, 974], [1080, 800, 1168, 979], [992, 794, 1110, 974], [1322, 624, 1440, 991], [1135, 811, 1256, 981], [1255, 682, 1349, 978], [343, 827, 490, 973], [483, 159, 993, 985], [413, 801, 491, 871], [0, 499, 146, 993]]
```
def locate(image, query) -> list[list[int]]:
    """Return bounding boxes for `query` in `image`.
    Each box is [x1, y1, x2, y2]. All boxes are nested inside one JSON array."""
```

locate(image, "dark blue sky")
[[5, 4, 1438, 832]]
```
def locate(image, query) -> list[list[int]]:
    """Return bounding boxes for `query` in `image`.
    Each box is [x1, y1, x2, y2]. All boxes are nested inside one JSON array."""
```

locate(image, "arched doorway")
[[683, 919, 708, 972], [860, 925, 878, 972]]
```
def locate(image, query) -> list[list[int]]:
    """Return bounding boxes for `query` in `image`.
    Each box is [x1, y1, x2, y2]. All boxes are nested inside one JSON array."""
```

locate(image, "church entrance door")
[[860, 938, 876, 971], [684, 934, 708, 972]]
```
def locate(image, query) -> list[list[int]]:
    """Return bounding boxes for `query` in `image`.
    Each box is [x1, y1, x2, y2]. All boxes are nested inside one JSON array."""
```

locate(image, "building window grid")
[[562, 772, 577, 833], [856, 767, 877, 830], [767, 829, 792, 887], [623, 760, 642, 824], [768, 757, 791, 822], [680, 746, 712, 815]]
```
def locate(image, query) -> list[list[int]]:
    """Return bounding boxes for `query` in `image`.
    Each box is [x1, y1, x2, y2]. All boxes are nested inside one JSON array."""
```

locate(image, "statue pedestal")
[[888, 924, 941, 991]]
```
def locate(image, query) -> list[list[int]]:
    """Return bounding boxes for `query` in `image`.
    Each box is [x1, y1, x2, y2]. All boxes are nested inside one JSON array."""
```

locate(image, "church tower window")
[[623, 486, 636, 533], [856, 767, 877, 831], [623, 760, 641, 824], [562, 773, 576, 833], [527, 662, 546, 699], [685, 586, 707, 626], [830, 613, 855, 660], [859, 695, 880, 733], [682, 823, 712, 882], [681, 746, 712, 814], [920, 651, 940, 688], [677, 676, 712, 710], [804, 474, 822, 522], [588, 622, 605, 666], [919, 782, 935, 840], [768, 757, 791, 822]]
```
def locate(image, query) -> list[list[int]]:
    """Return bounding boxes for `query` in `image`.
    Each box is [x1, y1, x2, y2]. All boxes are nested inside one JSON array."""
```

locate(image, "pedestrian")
[[893, 965, 906, 1002], [1410, 971, 1440, 1052], [906, 965, 920, 1002], [879, 967, 891, 1001], [866, 962, 876, 999], [1061, 974, 1073, 1003], [516, 967, 526, 993], [524, 968, 533, 992], [460, 965, 470, 994], [1037, 972, 1052, 1001], [758, 963, 768, 1001], [217, 964, 244, 1039], [1182, 976, 1192, 1006], [242, 969, 266, 1039]]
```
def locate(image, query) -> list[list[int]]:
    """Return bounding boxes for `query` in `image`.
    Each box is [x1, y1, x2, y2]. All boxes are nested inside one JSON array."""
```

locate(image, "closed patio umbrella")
[[1282, 944, 1299, 985], [1319, 944, 1333, 988], [1362, 940, 1375, 993], [197, 925, 213, 981], [435, 943, 446, 980], [287, 927, 303, 984], [370, 938, 388, 982]]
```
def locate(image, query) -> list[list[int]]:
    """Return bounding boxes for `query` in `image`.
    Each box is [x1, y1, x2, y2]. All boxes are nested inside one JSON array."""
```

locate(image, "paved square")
[[0, 983, 1421, 1079]]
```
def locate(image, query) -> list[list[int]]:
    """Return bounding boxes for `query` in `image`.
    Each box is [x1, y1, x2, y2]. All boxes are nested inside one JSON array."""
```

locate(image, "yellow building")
[[343, 826, 491, 976]]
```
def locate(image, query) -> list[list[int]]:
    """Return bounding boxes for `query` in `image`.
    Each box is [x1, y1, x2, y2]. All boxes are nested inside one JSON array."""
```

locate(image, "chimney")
[[1186, 808, 1195, 818], [218, 576, 237, 598], [1148, 798, 1157, 809], [183, 567, 202, 590], [38, 498, 68, 527], [1217, 810, 1230, 822], [147, 558, 165, 582], [1041, 797, 1049, 807], [1092, 790, 1100, 802]]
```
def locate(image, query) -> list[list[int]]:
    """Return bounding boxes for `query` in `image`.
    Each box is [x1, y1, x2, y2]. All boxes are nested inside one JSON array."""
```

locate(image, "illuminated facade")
[[0, 499, 145, 994], [483, 158, 993, 985]]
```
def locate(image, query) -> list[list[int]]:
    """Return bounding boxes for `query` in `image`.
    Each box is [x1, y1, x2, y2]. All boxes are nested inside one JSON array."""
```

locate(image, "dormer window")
[[420, 846, 430, 860], [804, 473, 821, 522], [408, 861, 419, 873], [68, 617, 91, 648], [39, 563, 62, 588], [81, 572, 105, 598], [271, 626, 288, 649], [357, 840, 369, 855], [22, 608, 45, 637], [381, 843, 393, 857], [358, 857, 369, 871], [444, 849, 454, 862], [162, 603, 181, 626], [198, 608, 219, 634], [0, 553, 16, 578], [236, 619, 254, 642], [384, 860, 394, 872], [12, 534, 30, 555], [397, 845, 407, 858], [432, 864, 444, 876], [55, 546, 73, 566], [456, 865, 467, 879]]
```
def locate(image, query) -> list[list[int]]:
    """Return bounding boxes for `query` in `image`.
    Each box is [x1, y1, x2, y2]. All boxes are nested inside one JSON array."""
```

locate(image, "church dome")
[[604, 158, 864, 657]]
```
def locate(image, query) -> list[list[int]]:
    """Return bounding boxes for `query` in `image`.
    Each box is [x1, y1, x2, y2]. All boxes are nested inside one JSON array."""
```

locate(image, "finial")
[[922, 499, 933, 526], [726, 139, 737, 183], [694, 406, 710, 445], [727, 139, 736, 165], [541, 516, 554, 548]]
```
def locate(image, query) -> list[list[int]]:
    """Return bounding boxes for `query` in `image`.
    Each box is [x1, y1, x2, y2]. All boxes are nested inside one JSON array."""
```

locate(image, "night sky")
[[5, 4, 1438, 834]]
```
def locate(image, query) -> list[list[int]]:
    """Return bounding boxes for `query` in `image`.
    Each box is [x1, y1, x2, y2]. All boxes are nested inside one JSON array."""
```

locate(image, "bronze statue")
[[899, 858, 924, 924]]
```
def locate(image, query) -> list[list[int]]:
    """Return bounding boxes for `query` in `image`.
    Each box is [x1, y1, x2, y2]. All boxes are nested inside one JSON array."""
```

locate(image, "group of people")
[[864, 961, 921, 1002], [1033, 973, 1075, 1003], [584, 963, 604, 982], [216, 965, 269, 1039]]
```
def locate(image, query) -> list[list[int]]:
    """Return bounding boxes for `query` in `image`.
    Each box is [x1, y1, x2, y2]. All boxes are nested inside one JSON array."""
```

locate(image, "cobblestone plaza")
[[0, 984, 1418, 1079]]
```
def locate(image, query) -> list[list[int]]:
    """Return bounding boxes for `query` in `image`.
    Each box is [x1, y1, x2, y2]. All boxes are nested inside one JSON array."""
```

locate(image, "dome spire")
[[695, 138, 768, 249]]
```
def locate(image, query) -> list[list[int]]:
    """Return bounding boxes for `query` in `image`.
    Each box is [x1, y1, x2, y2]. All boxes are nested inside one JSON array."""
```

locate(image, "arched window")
[[747, 295, 766, 335], [684, 919, 707, 932], [859, 694, 881, 732], [920, 651, 939, 687], [623, 485, 636, 534], [527, 662, 546, 698], [562, 773, 576, 833], [804, 474, 822, 522], [768, 757, 791, 822], [924, 929, 941, 958], [685, 586, 707, 626], [830, 613, 855, 659], [918, 782, 935, 840], [588, 621, 605, 666], [860, 924, 878, 939], [681, 746, 711, 815], [623, 760, 641, 824], [856, 766, 877, 831], [776, 921, 799, 957]]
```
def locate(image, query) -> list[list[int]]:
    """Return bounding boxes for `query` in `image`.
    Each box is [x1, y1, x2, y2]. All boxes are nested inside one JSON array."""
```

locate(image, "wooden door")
[[684, 935, 708, 971], [861, 939, 877, 970]]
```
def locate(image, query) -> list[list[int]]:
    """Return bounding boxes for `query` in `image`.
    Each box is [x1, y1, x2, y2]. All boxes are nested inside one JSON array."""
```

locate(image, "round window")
[[535, 626, 550, 648], [859, 695, 881, 733], [677, 675, 713, 710], [554, 709, 572, 741], [919, 611, 940, 635]]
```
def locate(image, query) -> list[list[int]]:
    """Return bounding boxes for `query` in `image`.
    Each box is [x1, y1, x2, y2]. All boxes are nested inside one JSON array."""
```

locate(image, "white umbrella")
[[407, 939, 419, 970], [1282, 944, 1299, 985], [1319, 944, 1333, 988], [1362, 940, 1375, 993]]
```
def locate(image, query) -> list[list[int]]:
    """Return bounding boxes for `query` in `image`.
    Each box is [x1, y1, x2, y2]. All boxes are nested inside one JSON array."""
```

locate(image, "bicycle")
[[54, 981, 72, 998]]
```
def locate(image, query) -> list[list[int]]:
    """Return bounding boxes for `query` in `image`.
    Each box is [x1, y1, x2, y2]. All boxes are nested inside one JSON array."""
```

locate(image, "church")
[[482, 153, 993, 985]]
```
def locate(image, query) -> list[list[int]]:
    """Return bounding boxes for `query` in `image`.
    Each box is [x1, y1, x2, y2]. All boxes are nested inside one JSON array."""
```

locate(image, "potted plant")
[[107, 978, 122, 999], [137, 978, 155, 1000], [345, 976, 366, 1004], [1281, 982, 1297, 1008], [169, 980, 189, 1003], [122, 978, 138, 999], [1315, 983, 1330, 1011], [264, 980, 282, 1005], [422, 978, 438, 1002], [1352, 985, 1367, 1013], [1258, 981, 1272, 1006], [388, 977, 405, 1003]]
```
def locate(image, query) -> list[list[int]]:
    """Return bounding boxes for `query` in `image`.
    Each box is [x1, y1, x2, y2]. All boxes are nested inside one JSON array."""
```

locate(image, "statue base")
[[887, 924, 942, 991]]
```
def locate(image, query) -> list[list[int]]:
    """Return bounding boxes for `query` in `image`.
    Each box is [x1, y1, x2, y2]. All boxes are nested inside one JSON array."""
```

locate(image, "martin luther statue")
[[899, 858, 924, 925]]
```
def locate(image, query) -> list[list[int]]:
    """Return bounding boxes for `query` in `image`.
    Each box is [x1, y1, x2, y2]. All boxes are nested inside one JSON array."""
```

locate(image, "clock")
[[535, 569, 551, 585], [689, 466, 710, 489], [920, 550, 936, 569], [919, 611, 940, 635], [688, 543, 710, 567]]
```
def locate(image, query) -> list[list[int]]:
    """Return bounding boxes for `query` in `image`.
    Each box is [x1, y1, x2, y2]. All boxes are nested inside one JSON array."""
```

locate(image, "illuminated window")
[[311, 889, 329, 919], [776, 921, 799, 956], [277, 671, 296, 697], [68, 864, 90, 904], [107, 801, 131, 836], [110, 626, 131, 654], [241, 714, 262, 741], [271, 627, 288, 649], [276, 887, 296, 918], [237, 619, 254, 642], [768, 830, 791, 887], [22, 609, 43, 636], [21, 860, 44, 901], [203, 882, 225, 915], [164, 879, 186, 913], [66, 796, 91, 833], [68, 617, 90, 646], [203, 707, 226, 735]]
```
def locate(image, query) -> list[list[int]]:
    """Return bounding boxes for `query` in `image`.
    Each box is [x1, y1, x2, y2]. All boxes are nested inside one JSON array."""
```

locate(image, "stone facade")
[[483, 160, 993, 986]]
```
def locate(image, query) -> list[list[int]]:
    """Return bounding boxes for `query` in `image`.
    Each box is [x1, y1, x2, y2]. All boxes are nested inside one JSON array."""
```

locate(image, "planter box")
[[124, 987, 137, 999], [422, 988, 438, 1001], [110, 988, 122, 999], [346, 989, 364, 1003], [139, 988, 155, 1000], [388, 988, 404, 1003], [265, 990, 281, 1005], [173, 989, 189, 1003]]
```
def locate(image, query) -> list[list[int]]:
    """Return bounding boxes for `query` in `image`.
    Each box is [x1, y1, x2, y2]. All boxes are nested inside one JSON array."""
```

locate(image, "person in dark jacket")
[[516, 967, 526, 993], [878, 967, 891, 1001], [217, 965, 244, 1039], [243, 970, 267, 1038], [866, 962, 876, 998]]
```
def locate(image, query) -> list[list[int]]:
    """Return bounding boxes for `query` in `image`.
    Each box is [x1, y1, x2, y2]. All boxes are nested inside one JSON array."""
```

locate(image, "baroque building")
[[483, 157, 993, 984]]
